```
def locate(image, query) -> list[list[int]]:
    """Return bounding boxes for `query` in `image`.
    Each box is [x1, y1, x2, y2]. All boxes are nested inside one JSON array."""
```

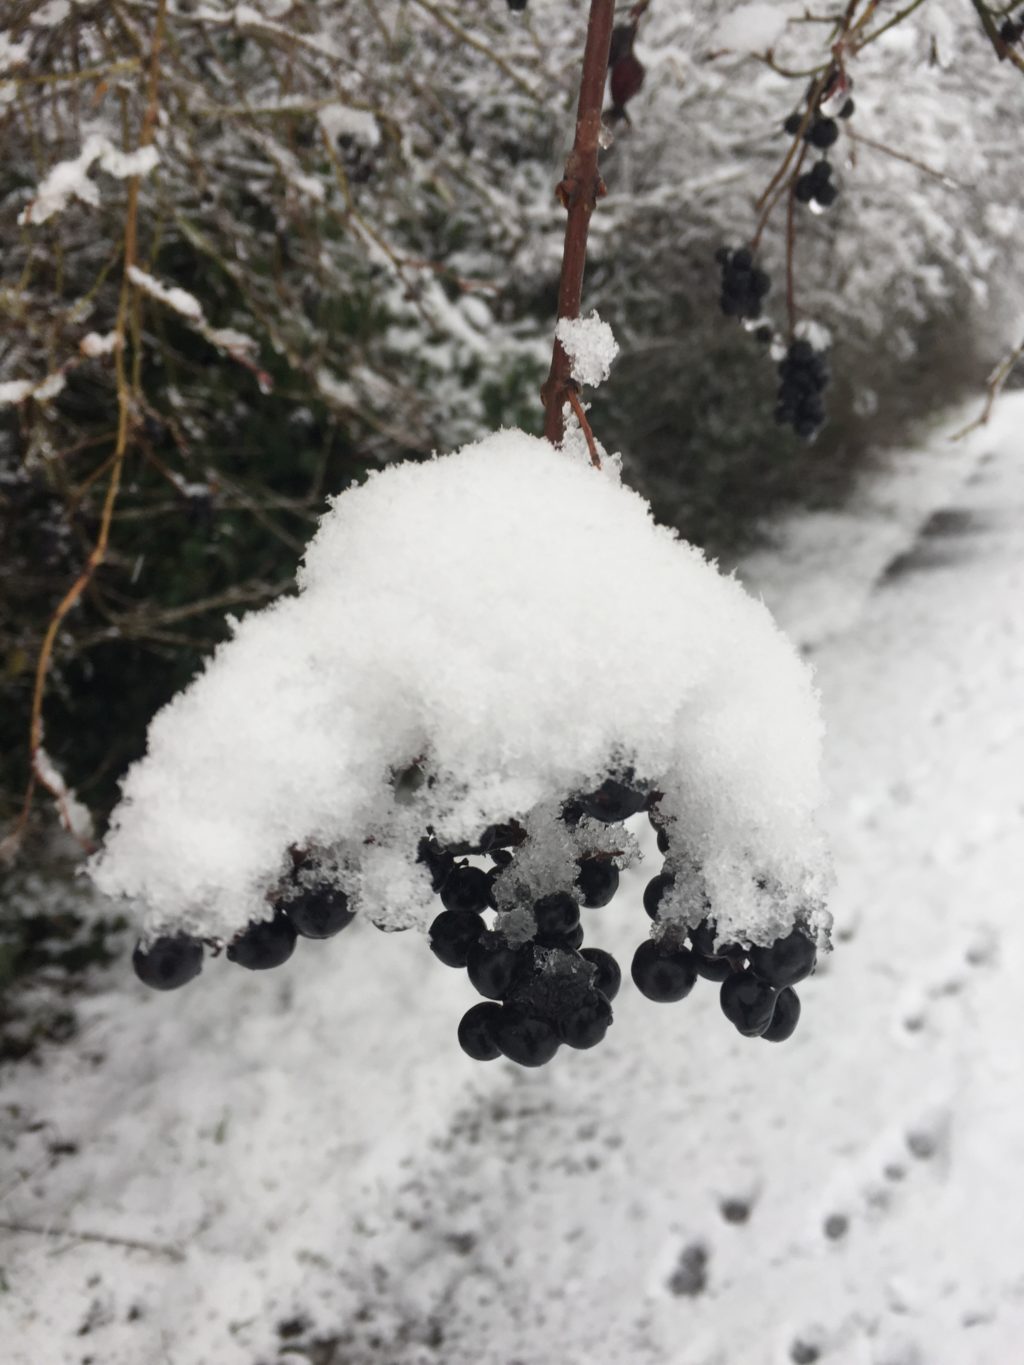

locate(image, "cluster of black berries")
[[783, 91, 854, 214], [716, 248, 771, 321], [132, 865, 355, 990], [775, 338, 830, 440], [639, 836, 814, 1041], [133, 772, 819, 1067], [999, 14, 1024, 44], [795, 160, 837, 211], [426, 779, 645, 1066]]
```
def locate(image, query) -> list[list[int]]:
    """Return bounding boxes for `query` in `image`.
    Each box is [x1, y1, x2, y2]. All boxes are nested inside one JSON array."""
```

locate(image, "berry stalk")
[[540, 0, 616, 445]]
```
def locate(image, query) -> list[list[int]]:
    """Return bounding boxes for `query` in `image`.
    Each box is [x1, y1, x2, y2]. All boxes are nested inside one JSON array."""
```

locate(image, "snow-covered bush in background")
[[3, 0, 1023, 825]]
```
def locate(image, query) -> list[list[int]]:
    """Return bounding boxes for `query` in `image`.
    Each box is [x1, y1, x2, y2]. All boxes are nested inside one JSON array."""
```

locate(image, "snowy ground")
[[2, 398, 1023, 1365]]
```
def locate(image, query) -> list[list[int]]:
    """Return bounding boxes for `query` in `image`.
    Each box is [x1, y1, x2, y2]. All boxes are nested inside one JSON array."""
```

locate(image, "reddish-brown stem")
[[785, 143, 808, 337], [540, 0, 615, 445], [566, 388, 601, 468]]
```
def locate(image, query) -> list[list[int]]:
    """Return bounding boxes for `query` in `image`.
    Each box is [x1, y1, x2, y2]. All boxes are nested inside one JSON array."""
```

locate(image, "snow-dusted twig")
[[540, 0, 616, 445]]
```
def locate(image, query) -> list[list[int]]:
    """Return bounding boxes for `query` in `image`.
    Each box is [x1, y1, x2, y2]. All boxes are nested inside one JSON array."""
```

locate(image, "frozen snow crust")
[[91, 428, 830, 949]]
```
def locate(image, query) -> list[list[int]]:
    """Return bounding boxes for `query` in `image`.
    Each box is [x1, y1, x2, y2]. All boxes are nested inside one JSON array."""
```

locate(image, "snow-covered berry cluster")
[[132, 771, 819, 1067], [103, 429, 831, 1067], [776, 338, 830, 440]]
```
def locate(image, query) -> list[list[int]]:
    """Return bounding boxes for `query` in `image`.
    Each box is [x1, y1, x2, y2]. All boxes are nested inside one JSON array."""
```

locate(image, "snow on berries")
[[94, 425, 831, 1063]]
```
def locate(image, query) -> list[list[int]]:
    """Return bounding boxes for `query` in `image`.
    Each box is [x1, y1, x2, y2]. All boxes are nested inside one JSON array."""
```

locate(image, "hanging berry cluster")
[[133, 772, 820, 1068]]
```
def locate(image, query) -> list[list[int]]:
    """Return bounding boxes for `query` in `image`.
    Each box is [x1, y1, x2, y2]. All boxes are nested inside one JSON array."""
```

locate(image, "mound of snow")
[[90, 429, 830, 948]]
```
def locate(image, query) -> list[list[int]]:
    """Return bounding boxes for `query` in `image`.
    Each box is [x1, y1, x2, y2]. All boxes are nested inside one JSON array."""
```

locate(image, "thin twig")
[[566, 388, 601, 468], [16, 0, 168, 847], [951, 332, 1024, 438], [540, 0, 615, 445], [0, 1219, 186, 1263]]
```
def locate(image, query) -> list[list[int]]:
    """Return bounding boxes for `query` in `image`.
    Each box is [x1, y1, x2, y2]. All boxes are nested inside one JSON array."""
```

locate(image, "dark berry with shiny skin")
[[655, 824, 670, 854], [575, 776, 648, 823], [559, 992, 613, 1050], [643, 872, 674, 920], [631, 940, 698, 1003], [457, 1002, 503, 1060], [748, 928, 817, 987], [226, 911, 297, 970], [581, 947, 621, 1001], [132, 934, 203, 991], [286, 885, 354, 939], [576, 856, 619, 908], [440, 865, 492, 915], [429, 909, 484, 968], [467, 934, 532, 1000], [720, 970, 777, 1036], [762, 986, 801, 1042], [492, 1008, 560, 1066], [533, 892, 580, 938], [536, 922, 585, 952]]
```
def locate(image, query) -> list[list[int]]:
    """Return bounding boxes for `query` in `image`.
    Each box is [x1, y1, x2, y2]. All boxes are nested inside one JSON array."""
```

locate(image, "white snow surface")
[[714, 2, 795, 53], [3, 395, 1023, 1364], [91, 429, 828, 948], [556, 310, 620, 388]]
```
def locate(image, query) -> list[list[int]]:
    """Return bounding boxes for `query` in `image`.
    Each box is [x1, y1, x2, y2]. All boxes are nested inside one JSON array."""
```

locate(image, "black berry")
[[720, 971, 777, 1036], [575, 775, 648, 823], [808, 117, 839, 149], [783, 112, 803, 135], [536, 922, 585, 952], [838, 96, 855, 119], [466, 934, 532, 1000], [762, 986, 801, 1042], [226, 911, 297, 971], [559, 991, 613, 1049], [440, 864, 492, 914], [580, 947, 621, 1001], [748, 928, 817, 987], [286, 885, 354, 939], [457, 1002, 503, 1060], [429, 909, 483, 968], [643, 872, 675, 920], [132, 934, 203, 991], [631, 940, 698, 1003], [533, 892, 580, 938], [576, 856, 619, 908], [491, 1008, 560, 1066]]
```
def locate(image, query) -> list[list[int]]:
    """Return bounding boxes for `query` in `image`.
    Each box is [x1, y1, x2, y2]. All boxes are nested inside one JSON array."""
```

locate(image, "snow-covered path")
[[2, 405, 1023, 1365]]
